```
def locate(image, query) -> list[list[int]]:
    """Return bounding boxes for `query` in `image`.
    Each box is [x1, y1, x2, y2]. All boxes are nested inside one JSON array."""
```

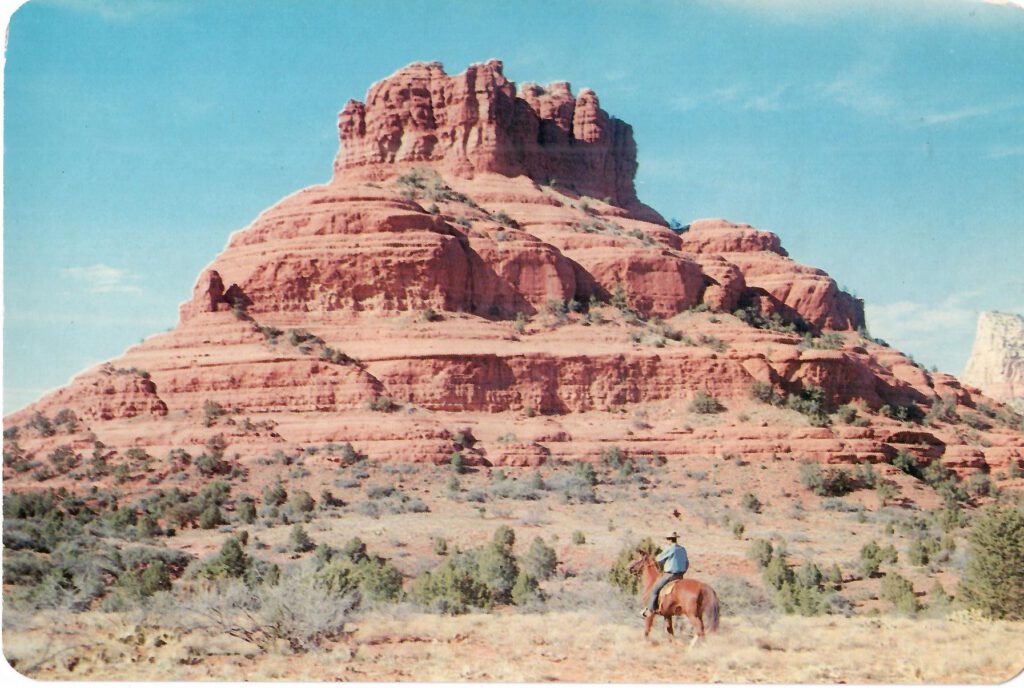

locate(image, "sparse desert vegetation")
[[3, 445, 1023, 682], [4, 47, 1024, 686]]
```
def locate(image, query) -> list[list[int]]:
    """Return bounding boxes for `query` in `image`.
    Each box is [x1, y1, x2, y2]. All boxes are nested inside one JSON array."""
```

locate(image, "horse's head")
[[627, 552, 653, 575]]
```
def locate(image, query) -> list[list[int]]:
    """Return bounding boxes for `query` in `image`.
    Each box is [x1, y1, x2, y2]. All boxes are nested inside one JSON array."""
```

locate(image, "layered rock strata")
[[334, 60, 644, 213], [5, 60, 1022, 496]]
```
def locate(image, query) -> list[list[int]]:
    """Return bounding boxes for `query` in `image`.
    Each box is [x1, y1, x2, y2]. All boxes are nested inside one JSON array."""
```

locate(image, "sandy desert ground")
[[4, 451, 1023, 683]]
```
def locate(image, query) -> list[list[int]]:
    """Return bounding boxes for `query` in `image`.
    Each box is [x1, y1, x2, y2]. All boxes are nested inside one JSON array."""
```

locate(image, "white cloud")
[[6, 310, 171, 328], [670, 45, 1016, 130], [814, 51, 1020, 130], [820, 79, 897, 117], [984, 0, 1024, 9], [63, 264, 141, 294], [862, 289, 1022, 373], [816, 49, 898, 117], [916, 101, 1021, 127], [671, 83, 789, 113], [604, 69, 631, 83], [670, 95, 702, 113], [987, 145, 1024, 159], [671, 50, 897, 119], [867, 298, 976, 336], [702, 0, 1018, 21], [41, 0, 186, 23], [743, 85, 790, 112], [701, 0, 891, 19]]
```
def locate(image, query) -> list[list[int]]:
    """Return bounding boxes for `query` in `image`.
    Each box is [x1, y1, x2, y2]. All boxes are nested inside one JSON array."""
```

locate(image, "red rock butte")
[[5, 59, 1022, 488], [334, 60, 645, 214]]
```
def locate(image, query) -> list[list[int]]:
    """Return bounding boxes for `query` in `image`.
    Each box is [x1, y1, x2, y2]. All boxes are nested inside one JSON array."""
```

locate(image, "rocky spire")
[[963, 311, 1024, 410], [333, 60, 642, 209]]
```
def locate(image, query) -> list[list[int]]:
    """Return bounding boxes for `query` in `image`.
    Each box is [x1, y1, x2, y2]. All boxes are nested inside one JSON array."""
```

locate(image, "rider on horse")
[[642, 531, 688, 618]]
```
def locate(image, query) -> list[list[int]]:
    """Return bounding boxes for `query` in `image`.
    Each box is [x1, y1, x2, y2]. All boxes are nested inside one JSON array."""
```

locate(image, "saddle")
[[658, 579, 681, 604]]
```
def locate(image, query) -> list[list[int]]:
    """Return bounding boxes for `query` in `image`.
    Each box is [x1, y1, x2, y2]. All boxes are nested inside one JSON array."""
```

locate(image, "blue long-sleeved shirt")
[[655, 543, 689, 574]]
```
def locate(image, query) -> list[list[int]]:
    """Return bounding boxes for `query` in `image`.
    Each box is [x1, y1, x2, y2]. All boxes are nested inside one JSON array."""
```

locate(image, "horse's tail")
[[702, 583, 720, 633]]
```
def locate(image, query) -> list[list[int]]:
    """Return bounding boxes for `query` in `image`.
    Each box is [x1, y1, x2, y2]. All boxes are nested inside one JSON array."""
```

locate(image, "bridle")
[[628, 553, 652, 575]]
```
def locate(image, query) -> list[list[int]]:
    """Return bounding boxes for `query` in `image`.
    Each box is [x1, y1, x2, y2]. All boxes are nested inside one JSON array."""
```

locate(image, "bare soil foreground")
[[4, 455, 1023, 683], [5, 607, 1023, 683]]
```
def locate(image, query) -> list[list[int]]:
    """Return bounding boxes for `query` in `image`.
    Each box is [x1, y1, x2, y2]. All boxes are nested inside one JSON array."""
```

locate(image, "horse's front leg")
[[643, 611, 656, 640], [665, 615, 675, 643]]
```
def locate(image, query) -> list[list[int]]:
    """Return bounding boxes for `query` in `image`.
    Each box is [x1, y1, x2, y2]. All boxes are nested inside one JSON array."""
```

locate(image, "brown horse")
[[628, 553, 720, 646]]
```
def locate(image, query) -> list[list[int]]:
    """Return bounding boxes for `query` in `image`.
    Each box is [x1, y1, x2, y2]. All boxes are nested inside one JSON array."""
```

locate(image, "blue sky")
[[3, 0, 1023, 413]]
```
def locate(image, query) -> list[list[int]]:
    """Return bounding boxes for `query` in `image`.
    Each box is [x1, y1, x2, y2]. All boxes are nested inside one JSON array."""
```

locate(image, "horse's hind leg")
[[687, 613, 705, 649], [665, 615, 675, 643]]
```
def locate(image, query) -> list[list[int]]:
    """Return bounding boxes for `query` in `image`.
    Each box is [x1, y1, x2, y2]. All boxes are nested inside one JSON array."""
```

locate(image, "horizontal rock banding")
[[5, 59, 1020, 496]]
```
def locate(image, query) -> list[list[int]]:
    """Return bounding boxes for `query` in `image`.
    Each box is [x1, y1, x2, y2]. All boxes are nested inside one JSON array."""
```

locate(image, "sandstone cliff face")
[[334, 60, 646, 215], [964, 311, 1024, 411], [679, 219, 864, 331], [8, 365, 169, 425], [5, 59, 1021, 494]]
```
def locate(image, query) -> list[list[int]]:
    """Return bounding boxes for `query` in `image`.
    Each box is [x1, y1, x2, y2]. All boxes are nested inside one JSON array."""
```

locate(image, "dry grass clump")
[[7, 602, 1023, 682], [5, 448, 1023, 682], [349, 611, 1024, 683]]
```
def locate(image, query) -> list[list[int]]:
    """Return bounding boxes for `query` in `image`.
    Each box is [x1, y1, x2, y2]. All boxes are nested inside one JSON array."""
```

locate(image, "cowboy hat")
[[666, 531, 680, 540]]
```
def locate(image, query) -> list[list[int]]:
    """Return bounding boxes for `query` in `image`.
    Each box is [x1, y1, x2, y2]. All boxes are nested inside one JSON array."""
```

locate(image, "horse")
[[628, 552, 720, 646]]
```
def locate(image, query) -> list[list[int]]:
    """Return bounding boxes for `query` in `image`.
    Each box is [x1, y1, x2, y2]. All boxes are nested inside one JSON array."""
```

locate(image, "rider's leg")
[[648, 573, 671, 611]]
